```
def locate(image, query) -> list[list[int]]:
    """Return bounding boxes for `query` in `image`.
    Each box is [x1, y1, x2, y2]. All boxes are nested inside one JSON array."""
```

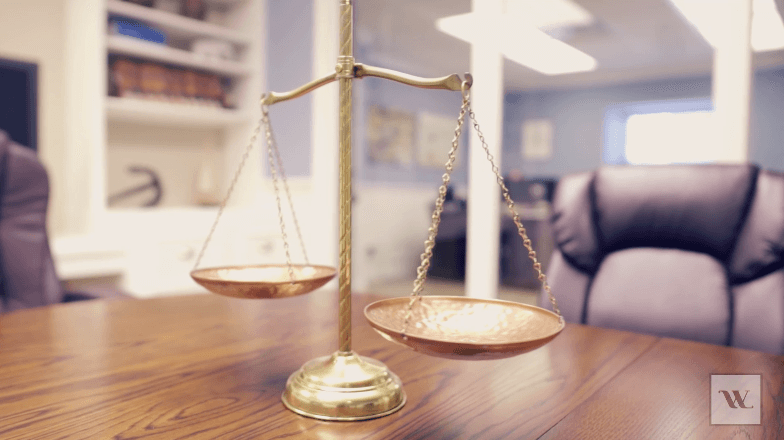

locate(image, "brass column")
[[271, 0, 470, 422], [281, 0, 406, 421], [337, 0, 353, 354]]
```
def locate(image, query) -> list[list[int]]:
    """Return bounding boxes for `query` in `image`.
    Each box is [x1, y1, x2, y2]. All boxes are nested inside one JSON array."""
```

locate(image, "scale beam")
[[261, 66, 472, 107], [261, 72, 337, 106], [354, 64, 472, 92]]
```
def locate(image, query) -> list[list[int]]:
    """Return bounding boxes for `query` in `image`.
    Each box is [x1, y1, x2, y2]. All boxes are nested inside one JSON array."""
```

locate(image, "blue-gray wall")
[[503, 68, 784, 178], [265, 0, 312, 177], [354, 73, 468, 186], [264, 1, 468, 185], [502, 76, 711, 177], [749, 69, 784, 170]]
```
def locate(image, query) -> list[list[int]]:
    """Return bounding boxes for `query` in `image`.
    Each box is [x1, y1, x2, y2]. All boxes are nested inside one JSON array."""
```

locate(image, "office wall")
[[0, 0, 67, 235], [749, 69, 784, 170], [502, 76, 712, 177], [355, 76, 468, 185], [350, 49, 471, 287], [503, 68, 784, 177], [266, 0, 312, 177]]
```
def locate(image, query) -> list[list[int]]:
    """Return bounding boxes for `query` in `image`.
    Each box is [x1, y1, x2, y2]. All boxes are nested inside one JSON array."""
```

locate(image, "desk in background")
[[430, 202, 553, 290]]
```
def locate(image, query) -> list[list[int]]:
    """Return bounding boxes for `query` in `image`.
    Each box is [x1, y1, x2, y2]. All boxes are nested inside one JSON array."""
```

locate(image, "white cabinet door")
[[229, 235, 287, 266], [124, 238, 229, 297]]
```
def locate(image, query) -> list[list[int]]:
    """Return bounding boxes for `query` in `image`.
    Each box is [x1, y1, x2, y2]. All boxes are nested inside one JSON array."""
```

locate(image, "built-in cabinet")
[[55, 0, 296, 297]]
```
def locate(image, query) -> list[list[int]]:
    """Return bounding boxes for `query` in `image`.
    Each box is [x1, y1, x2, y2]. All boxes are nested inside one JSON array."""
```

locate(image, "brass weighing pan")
[[365, 296, 564, 360], [191, 264, 337, 299]]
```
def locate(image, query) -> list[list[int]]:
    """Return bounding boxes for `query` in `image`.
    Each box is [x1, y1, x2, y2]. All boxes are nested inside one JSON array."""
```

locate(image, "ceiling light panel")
[[505, 0, 594, 31], [669, 0, 784, 52], [435, 2, 598, 76]]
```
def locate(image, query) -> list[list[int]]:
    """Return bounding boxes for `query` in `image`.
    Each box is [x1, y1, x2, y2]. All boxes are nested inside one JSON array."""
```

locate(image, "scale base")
[[282, 351, 406, 421]]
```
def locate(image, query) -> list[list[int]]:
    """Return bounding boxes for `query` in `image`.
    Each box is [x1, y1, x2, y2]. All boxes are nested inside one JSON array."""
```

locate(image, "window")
[[603, 98, 720, 165], [625, 110, 716, 164]]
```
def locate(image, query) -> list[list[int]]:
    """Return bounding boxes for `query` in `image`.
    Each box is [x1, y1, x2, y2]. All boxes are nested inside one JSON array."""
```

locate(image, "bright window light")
[[625, 111, 722, 165], [669, 0, 784, 52], [435, 0, 597, 75]]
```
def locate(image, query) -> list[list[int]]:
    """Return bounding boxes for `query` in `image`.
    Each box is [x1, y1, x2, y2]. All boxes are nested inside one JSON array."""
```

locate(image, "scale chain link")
[[262, 105, 296, 282], [193, 100, 309, 287], [266, 109, 310, 265], [402, 80, 471, 334], [403, 81, 564, 334], [193, 112, 263, 271], [467, 109, 563, 324]]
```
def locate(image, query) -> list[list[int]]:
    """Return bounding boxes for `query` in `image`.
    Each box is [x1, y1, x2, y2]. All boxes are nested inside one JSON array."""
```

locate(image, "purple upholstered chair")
[[0, 130, 65, 313], [541, 164, 784, 355]]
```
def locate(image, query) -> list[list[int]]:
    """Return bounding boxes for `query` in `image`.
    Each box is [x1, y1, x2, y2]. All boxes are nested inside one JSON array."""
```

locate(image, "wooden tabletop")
[[0, 292, 781, 439]]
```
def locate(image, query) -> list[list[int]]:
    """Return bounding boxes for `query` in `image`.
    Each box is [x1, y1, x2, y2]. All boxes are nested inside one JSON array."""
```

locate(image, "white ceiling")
[[354, 0, 784, 92]]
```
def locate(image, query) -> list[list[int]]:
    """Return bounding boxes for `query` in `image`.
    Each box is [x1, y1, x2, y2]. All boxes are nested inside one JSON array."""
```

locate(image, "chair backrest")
[[541, 164, 784, 355], [0, 130, 62, 313]]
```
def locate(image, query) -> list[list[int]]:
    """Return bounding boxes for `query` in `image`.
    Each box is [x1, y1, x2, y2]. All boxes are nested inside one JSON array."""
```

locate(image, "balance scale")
[[190, 0, 564, 421]]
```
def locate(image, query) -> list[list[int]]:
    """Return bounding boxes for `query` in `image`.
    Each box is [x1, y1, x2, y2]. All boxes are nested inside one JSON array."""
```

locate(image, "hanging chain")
[[193, 97, 309, 284], [267, 112, 310, 265], [402, 80, 471, 334], [193, 109, 264, 271], [402, 81, 564, 334], [262, 104, 296, 282], [466, 109, 563, 324]]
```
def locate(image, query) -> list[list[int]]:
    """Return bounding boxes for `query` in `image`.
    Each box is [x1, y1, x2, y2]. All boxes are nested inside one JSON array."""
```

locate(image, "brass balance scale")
[[190, 0, 564, 422]]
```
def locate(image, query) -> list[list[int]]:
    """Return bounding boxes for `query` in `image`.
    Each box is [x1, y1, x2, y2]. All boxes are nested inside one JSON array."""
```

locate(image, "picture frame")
[[366, 105, 415, 165]]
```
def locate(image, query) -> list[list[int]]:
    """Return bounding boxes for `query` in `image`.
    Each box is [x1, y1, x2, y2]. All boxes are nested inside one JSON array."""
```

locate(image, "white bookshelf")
[[106, 96, 249, 127], [59, 0, 267, 294], [106, 0, 251, 45], [107, 35, 251, 77]]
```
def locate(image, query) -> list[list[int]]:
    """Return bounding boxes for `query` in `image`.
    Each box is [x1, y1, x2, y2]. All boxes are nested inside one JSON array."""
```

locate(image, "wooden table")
[[0, 293, 781, 439]]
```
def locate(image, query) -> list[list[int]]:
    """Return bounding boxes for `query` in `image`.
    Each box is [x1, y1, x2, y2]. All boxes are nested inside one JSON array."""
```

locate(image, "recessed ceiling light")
[[669, 0, 784, 52], [435, 0, 598, 76], [505, 0, 594, 31]]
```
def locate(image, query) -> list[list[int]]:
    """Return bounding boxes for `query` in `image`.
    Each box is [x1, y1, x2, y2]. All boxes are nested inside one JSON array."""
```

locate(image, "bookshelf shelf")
[[107, 35, 251, 77], [106, 96, 249, 127], [106, 0, 251, 45]]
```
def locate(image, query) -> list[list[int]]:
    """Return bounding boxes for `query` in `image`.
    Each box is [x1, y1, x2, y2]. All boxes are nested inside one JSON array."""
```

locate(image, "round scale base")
[[282, 351, 406, 421]]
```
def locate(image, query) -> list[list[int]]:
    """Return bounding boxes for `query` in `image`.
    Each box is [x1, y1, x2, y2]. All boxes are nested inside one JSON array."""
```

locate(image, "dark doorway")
[[0, 58, 37, 151]]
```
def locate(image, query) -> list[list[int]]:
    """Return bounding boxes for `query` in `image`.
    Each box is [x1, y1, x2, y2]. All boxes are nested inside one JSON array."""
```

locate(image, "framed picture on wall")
[[522, 118, 554, 160], [417, 111, 460, 168], [366, 105, 415, 165]]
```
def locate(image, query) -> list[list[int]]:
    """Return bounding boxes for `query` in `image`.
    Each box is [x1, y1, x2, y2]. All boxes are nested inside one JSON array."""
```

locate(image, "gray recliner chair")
[[541, 164, 784, 355]]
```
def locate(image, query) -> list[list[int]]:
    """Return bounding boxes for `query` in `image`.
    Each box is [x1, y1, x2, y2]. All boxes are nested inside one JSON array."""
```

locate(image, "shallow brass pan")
[[364, 296, 564, 360], [191, 264, 337, 299]]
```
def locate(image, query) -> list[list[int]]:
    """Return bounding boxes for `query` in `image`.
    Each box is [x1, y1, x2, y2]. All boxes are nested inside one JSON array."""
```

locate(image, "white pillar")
[[466, 0, 504, 299], [711, 0, 753, 162], [311, 0, 340, 269], [63, 0, 105, 235]]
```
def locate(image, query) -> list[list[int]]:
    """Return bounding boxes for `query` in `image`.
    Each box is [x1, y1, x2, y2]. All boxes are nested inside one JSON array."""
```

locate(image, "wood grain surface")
[[0, 292, 779, 439], [538, 337, 784, 440]]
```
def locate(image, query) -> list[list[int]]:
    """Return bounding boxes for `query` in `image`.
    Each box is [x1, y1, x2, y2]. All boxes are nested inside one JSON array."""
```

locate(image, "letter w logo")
[[718, 390, 754, 409]]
